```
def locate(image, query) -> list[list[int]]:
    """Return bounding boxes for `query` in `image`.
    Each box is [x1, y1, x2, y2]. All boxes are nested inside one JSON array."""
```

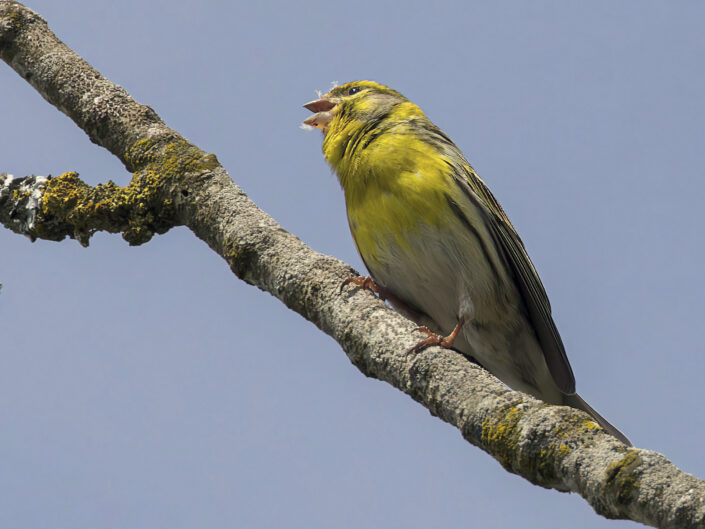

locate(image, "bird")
[[303, 80, 630, 446]]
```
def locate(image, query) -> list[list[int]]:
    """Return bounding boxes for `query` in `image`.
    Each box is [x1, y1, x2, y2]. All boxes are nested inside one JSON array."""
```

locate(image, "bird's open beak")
[[303, 97, 337, 133]]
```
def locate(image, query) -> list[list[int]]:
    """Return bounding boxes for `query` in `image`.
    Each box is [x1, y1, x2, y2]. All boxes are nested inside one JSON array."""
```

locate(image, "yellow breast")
[[342, 130, 454, 267]]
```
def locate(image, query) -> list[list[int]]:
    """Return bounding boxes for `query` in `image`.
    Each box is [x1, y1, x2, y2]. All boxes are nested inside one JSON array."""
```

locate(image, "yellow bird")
[[304, 80, 630, 446]]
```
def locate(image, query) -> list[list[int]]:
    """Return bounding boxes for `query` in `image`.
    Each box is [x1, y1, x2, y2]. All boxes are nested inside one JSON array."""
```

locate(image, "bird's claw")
[[408, 319, 465, 354], [408, 327, 449, 353], [340, 275, 386, 300]]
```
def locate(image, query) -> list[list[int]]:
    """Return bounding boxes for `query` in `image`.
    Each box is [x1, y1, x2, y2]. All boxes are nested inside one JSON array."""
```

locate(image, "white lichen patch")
[[0, 174, 49, 236], [20, 176, 48, 231], [0, 173, 15, 187]]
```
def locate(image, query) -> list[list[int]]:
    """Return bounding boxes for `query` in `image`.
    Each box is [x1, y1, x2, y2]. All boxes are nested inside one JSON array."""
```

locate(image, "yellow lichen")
[[602, 450, 641, 505], [37, 170, 172, 245], [557, 444, 571, 457], [482, 403, 581, 486], [481, 405, 524, 470], [34, 137, 220, 246], [582, 419, 601, 431], [125, 137, 219, 176], [6, 6, 23, 29], [223, 240, 258, 279]]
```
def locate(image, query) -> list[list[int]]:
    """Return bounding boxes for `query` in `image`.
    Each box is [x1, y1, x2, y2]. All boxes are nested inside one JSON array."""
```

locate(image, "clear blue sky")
[[2, 1, 704, 528]]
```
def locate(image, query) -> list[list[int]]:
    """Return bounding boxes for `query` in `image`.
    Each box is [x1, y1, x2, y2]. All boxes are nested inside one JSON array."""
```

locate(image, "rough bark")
[[1, 2, 703, 527]]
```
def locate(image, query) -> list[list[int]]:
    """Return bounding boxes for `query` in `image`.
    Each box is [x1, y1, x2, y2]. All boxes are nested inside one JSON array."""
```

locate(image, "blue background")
[[2, 1, 703, 527]]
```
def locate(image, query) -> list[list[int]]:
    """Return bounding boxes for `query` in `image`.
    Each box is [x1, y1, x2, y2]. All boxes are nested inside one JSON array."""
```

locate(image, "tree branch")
[[1, 2, 703, 527]]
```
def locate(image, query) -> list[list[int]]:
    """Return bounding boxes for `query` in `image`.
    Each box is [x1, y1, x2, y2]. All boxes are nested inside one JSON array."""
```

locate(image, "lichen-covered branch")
[[0, 0, 219, 245], [1, 137, 219, 245], [0, 173, 48, 239], [0, 0, 167, 167], [0, 170, 170, 245], [1, 2, 703, 528]]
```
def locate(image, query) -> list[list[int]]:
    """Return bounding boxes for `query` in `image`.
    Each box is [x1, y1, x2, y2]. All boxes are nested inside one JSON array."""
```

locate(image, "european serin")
[[303, 80, 630, 446]]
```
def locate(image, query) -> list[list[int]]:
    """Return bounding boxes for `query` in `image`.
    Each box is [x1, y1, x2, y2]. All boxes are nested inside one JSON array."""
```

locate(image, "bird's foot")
[[340, 275, 387, 300], [341, 275, 429, 324], [409, 318, 465, 353]]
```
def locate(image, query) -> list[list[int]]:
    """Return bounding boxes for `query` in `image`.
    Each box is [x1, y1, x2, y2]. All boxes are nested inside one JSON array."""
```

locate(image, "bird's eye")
[[347, 86, 362, 95]]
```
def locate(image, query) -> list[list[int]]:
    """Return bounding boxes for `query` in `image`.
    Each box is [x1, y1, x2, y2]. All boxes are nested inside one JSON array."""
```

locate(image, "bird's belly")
[[354, 218, 559, 402], [359, 219, 505, 334]]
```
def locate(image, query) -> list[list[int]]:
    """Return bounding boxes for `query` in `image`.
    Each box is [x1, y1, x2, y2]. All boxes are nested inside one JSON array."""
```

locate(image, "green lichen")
[[557, 444, 572, 457], [554, 415, 601, 438], [12, 187, 30, 200], [37, 169, 173, 246], [223, 239, 258, 280], [580, 417, 600, 430], [481, 405, 524, 470], [482, 403, 581, 487], [602, 450, 641, 505], [125, 137, 219, 176], [523, 436, 575, 486], [5, 5, 24, 30], [34, 137, 220, 246]]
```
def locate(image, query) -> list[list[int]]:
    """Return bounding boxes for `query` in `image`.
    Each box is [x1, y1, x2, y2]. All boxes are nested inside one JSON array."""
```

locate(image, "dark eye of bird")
[[347, 86, 362, 95]]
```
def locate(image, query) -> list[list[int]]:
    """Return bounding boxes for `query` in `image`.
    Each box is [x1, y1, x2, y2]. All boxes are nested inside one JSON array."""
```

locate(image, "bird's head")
[[302, 81, 408, 135]]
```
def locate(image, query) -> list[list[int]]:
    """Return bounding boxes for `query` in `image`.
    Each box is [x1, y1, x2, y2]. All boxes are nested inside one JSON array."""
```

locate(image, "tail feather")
[[563, 393, 632, 446]]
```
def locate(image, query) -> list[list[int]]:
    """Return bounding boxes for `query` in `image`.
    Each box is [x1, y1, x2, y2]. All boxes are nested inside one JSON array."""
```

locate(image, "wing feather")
[[454, 168, 576, 394]]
